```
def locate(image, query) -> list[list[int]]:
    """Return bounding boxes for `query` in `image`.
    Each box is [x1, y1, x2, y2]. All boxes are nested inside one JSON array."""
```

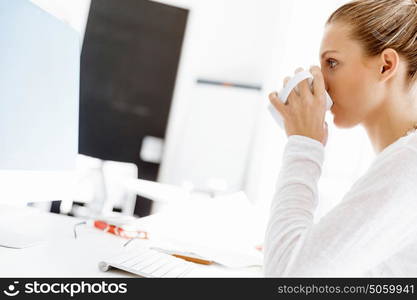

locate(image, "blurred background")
[[12, 0, 374, 222]]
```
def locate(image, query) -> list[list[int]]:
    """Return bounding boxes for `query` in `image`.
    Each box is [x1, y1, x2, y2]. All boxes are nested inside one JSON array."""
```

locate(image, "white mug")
[[268, 70, 333, 129]]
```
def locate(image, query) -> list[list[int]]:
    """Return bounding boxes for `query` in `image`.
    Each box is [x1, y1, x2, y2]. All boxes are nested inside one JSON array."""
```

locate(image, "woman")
[[265, 0, 417, 276]]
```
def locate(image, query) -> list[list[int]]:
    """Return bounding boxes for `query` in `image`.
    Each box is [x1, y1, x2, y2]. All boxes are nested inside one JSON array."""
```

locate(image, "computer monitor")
[[0, 0, 80, 202], [79, 0, 188, 216]]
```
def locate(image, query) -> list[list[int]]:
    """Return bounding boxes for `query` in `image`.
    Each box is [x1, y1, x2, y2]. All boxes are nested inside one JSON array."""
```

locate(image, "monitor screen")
[[0, 0, 79, 171], [79, 0, 188, 168]]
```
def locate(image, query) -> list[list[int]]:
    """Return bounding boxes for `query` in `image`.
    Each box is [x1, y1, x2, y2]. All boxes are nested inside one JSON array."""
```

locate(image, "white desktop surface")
[[0, 204, 263, 278]]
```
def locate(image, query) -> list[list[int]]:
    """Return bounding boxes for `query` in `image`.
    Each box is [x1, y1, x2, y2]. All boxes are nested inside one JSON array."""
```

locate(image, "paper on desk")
[[130, 191, 267, 268], [150, 239, 262, 268]]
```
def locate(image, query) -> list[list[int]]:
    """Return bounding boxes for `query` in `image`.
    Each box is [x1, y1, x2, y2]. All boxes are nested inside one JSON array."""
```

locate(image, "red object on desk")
[[93, 220, 148, 239]]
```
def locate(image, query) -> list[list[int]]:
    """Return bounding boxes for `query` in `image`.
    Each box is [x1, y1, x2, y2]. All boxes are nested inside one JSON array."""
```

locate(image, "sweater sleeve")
[[263, 135, 417, 277]]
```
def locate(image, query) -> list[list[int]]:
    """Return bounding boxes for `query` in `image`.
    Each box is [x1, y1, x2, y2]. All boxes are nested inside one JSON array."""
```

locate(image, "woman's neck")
[[362, 94, 417, 154]]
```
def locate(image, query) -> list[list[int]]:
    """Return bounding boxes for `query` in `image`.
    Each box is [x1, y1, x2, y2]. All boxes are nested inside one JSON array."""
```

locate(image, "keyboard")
[[99, 246, 196, 278]]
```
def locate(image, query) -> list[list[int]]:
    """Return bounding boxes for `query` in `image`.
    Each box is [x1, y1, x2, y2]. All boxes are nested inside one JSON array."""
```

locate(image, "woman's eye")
[[327, 59, 338, 69]]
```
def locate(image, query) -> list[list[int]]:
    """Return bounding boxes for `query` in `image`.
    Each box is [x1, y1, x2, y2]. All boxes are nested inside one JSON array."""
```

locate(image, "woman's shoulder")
[[341, 134, 417, 205], [348, 133, 417, 188], [403, 132, 417, 152], [373, 132, 417, 165], [356, 133, 417, 187]]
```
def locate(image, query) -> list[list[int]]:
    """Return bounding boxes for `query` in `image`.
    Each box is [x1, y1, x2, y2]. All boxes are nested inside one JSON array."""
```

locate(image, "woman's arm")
[[264, 135, 417, 277]]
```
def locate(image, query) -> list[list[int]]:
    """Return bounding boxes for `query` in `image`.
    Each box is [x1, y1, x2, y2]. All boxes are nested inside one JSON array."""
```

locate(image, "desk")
[[0, 204, 263, 277]]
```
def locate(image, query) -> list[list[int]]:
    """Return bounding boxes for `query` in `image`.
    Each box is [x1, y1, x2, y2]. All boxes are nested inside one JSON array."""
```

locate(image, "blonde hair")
[[327, 0, 417, 88]]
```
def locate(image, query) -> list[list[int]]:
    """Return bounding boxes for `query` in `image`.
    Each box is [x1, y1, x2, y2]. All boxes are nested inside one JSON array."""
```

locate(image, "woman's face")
[[320, 22, 384, 128]]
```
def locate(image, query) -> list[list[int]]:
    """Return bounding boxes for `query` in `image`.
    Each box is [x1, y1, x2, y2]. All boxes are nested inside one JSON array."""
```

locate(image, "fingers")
[[282, 76, 292, 104], [279, 66, 323, 107], [294, 67, 310, 97], [268, 91, 287, 115], [310, 65, 326, 100], [323, 121, 329, 146]]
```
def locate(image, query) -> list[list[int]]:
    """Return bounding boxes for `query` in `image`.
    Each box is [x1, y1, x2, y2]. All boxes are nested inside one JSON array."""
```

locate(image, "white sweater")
[[264, 132, 417, 277]]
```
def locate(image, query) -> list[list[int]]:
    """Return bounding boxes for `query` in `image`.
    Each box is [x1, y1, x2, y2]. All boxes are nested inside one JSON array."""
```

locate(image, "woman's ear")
[[379, 48, 399, 81]]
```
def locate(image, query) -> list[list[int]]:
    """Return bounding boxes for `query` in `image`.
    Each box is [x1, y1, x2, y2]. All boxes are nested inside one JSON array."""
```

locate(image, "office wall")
[[156, 0, 281, 195], [30, 0, 271, 197]]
